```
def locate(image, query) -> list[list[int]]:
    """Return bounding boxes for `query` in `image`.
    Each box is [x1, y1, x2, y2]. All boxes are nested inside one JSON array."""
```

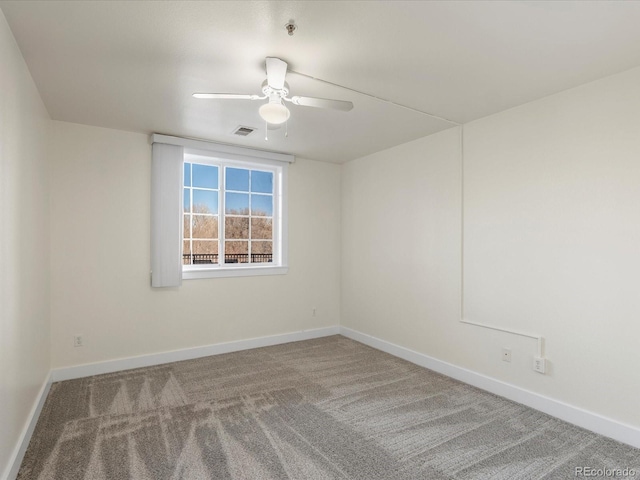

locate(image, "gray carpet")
[[18, 335, 640, 479]]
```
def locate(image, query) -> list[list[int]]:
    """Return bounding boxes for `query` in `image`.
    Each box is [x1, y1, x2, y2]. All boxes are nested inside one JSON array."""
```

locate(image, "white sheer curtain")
[[150, 142, 184, 287]]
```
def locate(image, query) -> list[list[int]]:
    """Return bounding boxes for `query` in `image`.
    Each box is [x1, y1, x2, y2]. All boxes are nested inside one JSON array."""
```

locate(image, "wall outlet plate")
[[533, 356, 546, 374], [73, 334, 84, 347]]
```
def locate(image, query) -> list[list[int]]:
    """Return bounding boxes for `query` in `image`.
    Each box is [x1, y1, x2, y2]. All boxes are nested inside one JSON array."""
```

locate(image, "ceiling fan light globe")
[[259, 103, 290, 125]]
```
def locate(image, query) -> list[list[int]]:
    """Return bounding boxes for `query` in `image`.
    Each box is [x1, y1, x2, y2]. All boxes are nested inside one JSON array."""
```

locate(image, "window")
[[181, 152, 287, 279], [150, 134, 292, 287]]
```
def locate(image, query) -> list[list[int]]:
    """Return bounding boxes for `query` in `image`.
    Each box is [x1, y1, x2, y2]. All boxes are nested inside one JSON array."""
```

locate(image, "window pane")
[[251, 241, 273, 263], [251, 170, 273, 194], [252, 241, 272, 254], [251, 218, 272, 239], [192, 241, 218, 264], [193, 189, 218, 214], [192, 215, 218, 239], [192, 164, 218, 189], [183, 188, 190, 212], [226, 167, 249, 192], [225, 217, 249, 239], [251, 194, 273, 216], [192, 240, 218, 254], [183, 214, 190, 239], [224, 241, 248, 263], [225, 192, 249, 215], [184, 163, 191, 187]]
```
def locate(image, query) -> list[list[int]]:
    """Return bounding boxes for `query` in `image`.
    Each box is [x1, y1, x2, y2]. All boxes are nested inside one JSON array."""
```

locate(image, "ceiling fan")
[[193, 57, 354, 132]]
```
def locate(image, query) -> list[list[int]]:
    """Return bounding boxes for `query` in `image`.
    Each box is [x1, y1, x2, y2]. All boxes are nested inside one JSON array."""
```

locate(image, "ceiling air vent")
[[233, 126, 256, 137]]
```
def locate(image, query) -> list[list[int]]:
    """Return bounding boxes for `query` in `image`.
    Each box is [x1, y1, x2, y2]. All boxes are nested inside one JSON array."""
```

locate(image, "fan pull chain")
[[285, 119, 288, 138], [265, 120, 268, 141]]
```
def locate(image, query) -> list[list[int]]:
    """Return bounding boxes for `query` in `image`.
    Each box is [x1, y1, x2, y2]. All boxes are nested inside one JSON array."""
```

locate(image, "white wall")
[[0, 10, 51, 478], [50, 121, 341, 368], [341, 126, 474, 376], [341, 128, 463, 359], [463, 66, 640, 426], [342, 66, 640, 428]]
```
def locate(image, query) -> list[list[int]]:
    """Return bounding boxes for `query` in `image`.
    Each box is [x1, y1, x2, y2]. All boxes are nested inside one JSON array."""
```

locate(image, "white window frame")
[[150, 134, 292, 281], [182, 149, 288, 279]]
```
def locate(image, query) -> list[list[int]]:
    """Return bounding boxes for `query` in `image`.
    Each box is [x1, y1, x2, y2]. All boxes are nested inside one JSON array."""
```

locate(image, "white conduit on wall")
[[458, 123, 545, 359], [294, 70, 546, 360]]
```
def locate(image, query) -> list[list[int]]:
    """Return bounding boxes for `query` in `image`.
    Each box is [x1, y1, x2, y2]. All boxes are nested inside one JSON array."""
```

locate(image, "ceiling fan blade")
[[193, 93, 262, 100], [266, 57, 288, 90], [289, 96, 354, 111]]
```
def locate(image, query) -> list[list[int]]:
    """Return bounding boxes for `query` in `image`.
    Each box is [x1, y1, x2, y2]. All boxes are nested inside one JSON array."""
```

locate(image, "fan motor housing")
[[261, 80, 289, 98]]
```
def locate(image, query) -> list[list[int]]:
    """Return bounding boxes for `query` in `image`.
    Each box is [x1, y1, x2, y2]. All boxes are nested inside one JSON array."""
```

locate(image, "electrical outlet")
[[73, 335, 84, 347], [312, 307, 317, 317], [533, 356, 546, 374], [502, 348, 512, 363]]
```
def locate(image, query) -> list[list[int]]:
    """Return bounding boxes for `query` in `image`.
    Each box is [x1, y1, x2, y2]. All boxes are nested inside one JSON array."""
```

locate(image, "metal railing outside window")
[[183, 253, 273, 265]]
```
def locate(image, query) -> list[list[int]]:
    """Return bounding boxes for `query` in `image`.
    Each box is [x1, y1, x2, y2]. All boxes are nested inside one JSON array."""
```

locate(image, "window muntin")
[[182, 155, 280, 270]]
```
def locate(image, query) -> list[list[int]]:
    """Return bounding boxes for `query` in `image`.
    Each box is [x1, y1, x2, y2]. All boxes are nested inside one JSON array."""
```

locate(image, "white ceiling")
[[3, 1, 640, 163]]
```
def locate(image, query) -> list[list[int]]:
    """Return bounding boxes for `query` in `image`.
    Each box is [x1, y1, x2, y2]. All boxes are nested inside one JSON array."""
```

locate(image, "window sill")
[[182, 265, 288, 280]]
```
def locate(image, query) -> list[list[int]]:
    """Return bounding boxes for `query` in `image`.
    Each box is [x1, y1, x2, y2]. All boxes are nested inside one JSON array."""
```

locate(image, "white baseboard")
[[2, 372, 52, 480], [9, 324, 636, 480], [51, 326, 340, 382], [339, 326, 640, 449], [4, 327, 339, 479]]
